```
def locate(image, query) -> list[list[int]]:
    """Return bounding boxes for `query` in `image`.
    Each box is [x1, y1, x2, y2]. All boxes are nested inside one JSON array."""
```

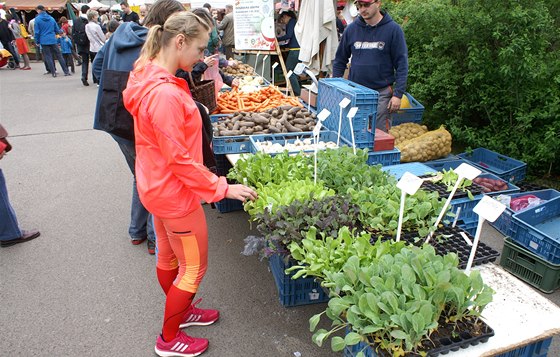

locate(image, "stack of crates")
[[317, 78, 400, 166], [214, 154, 244, 213], [500, 195, 560, 293]]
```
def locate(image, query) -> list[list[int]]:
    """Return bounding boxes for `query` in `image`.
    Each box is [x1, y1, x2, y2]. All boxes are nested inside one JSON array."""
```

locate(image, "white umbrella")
[[87, 0, 110, 10]]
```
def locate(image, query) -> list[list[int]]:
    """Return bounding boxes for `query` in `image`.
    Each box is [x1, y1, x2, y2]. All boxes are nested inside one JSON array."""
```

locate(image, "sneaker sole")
[[154, 346, 207, 357], [179, 318, 219, 329]]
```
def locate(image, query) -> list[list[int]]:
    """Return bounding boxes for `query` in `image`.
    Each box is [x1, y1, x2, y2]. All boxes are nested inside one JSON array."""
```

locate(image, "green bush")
[[386, 0, 560, 175]]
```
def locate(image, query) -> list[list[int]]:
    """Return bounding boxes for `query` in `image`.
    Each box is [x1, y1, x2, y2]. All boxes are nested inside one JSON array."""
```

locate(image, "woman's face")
[[178, 32, 210, 71]]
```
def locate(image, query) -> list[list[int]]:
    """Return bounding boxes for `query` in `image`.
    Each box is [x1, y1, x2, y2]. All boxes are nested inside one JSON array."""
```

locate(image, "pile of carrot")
[[215, 86, 303, 114]]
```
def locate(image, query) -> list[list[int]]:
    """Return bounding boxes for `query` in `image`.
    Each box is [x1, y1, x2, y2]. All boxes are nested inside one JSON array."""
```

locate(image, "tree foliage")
[[385, 0, 560, 175]]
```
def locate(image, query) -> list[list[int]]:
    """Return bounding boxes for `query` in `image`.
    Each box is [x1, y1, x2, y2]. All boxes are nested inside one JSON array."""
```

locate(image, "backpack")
[[72, 17, 89, 47]]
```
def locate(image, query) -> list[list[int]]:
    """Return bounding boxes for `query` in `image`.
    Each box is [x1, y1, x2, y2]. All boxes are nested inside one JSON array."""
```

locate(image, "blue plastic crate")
[[268, 253, 329, 307], [215, 198, 244, 213], [458, 148, 527, 183], [249, 130, 343, 155], [367, 149, 400, 166], [211, 115, 251, 154], [424, 158, 476, 172], [391, 92, 425, 126], [424, 154, 461, 163], [381, 162, 435, 180], [318, 78, 378, 148], [495, 337, 553, 357], [491, 189, 560, 236], [511, 197, 560, 264]]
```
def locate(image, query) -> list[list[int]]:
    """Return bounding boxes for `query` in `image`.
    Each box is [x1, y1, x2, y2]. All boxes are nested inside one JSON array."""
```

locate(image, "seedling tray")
[[249, 130, 341, 155], [344, 317, 494, 357], [373, 225, 500, 269]]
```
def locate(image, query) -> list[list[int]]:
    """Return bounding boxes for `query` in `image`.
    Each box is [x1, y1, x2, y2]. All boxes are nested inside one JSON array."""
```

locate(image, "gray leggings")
[[376, 85, 393, 132]]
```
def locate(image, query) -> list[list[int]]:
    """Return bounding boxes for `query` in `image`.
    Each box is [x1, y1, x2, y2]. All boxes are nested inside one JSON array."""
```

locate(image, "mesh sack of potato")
[[389, 123, 429, 145], [396, 126, 452, 162]]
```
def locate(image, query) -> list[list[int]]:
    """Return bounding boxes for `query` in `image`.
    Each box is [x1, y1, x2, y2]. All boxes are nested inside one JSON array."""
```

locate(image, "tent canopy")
[[6, 0, 68, 11]]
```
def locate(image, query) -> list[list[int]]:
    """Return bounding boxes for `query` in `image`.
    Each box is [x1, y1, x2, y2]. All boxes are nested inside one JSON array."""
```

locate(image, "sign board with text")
[[234, 0, 276, 51]]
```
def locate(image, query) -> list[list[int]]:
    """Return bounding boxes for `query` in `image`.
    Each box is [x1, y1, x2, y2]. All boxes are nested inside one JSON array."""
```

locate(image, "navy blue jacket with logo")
[[332, 12, 408, 98]]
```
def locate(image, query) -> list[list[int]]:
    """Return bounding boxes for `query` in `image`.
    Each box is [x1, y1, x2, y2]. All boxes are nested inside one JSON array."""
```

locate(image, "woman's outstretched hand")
[[226, 184, 258, 202]]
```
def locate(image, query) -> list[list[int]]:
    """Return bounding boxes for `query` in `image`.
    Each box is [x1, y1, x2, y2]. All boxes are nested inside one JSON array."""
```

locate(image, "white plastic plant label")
[[396, 172, 423, 195], [286, 70, 293, 78], [455, 163, 482, 180], [339, 97, 351, 108], [313, 121, 323, 137], [473, 195, 507, 223], [347, 107, 359, 119], [317, 109, 331, 122], [271, 62, 279, 70]]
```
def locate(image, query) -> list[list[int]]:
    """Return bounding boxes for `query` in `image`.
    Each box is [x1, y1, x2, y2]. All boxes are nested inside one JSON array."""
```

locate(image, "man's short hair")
[[81, 5, 90, 14], [225, 5, 233, 11], [203, 3, 211, 10], [36, 5, 45, 11], [121, 2, 129, 7]]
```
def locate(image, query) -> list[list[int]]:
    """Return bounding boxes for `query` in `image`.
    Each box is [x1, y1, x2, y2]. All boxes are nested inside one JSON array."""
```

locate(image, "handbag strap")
[[0, 123, 8, 139], [187, 71, 198, 89]]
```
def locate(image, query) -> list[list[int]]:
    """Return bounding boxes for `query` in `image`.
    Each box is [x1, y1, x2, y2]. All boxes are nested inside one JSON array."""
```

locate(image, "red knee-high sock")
[[157, 267, 179, 295], [162, 284, 195, 342]]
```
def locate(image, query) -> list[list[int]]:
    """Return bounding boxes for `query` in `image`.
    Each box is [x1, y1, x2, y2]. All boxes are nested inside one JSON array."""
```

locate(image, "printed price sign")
[[473, 195, 507, 223], [397, 172, 423, 195], [455, 163, 482, 180]]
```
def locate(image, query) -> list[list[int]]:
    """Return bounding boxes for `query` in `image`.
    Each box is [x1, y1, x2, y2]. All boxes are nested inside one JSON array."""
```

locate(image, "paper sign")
[[313, 121, 323, 136], [473, 195, 507, 223], [396, 172, 423, 195], [233, 0, 276, 51], [317, 109, 331, 122], [339, 98, 351, 108], [347, 107, 359, 119], [455, 163, 482, 180]]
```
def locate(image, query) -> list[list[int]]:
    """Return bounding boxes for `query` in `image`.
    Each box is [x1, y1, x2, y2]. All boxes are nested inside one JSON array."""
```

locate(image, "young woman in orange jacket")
[[123, 12, 257, 357]]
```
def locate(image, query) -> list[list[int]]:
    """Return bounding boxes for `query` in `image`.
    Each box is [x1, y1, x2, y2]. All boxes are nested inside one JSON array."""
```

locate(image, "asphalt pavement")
[[0, 63, 558, 357]]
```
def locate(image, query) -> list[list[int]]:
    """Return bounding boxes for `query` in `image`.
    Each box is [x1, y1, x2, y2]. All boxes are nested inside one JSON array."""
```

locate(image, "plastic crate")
[[424, 158, 477, 172], [495, 337, 553, 357], [268, 253, 329, 307], [215, 198, 244, 213], [381, 162, 435, 180], [317, 78, 378, 148], [500, 238, 560, 293], [211, 115, 251, 154], [390, 92, 425, 126], [491, 190, 560, 236], [373, 129, 395, 151], [249, 130, 343, 155], [458, 148, 527, 183], [510, 197, 560, 264], [457, 219, 478, 237], [366, 148, 400, 166]]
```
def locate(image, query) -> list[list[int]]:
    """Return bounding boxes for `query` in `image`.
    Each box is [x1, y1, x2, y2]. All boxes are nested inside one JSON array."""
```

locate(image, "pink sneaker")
[[155, 331, 208, 357], [179, 298, 220, 328]]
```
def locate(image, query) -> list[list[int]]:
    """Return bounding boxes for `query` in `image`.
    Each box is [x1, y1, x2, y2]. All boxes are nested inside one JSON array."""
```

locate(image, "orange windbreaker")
[[123, 62, 228, 219]]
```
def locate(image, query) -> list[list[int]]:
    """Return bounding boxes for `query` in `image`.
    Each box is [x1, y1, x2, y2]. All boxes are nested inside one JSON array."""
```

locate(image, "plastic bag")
[[510, 195, 545, 212], [241, 235, 266, 257], [203, 59, 224, 99]]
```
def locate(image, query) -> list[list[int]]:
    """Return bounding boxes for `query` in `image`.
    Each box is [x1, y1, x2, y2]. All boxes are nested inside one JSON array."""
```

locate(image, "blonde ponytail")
[[135, 12, 210, 70]]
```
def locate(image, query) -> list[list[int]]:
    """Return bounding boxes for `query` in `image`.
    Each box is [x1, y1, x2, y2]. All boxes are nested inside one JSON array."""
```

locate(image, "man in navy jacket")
[[333, 0, 408, 132]]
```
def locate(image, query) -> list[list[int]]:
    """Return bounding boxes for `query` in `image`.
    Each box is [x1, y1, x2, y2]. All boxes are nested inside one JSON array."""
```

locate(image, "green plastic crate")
[[500, 238, 560, 293]]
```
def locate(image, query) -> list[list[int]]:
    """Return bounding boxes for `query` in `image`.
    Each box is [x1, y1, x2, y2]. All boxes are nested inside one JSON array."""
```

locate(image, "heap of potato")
[[389, 123, 429, 146], [394, 125, 452, 162], [223, 60, 255, 77]]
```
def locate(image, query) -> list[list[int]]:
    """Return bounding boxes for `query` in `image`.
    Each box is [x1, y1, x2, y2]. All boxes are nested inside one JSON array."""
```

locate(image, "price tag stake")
[[337, 98, 351, 146], [347, 107, 359, 154], [317, 109, 331, 123], [261, 54, 269, 78], [271, 62, 279, 87], [395, 172, 423, 242], [285, 70, 293, 96]]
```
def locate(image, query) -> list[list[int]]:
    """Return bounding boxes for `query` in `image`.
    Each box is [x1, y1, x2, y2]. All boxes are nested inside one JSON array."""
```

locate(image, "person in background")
[[202, 3, 220, 54], [122, 11, 257, 356], [0, 16, 21, 68], [74, 5, 91, 86], [0, 123, 41, 249], [99, 9, 110, 30], [336, 6, 347, 39], [92, 0, 186, 255], [105, 19, 120, 40], [333, 0, 408, 132], [58, 31, 74, 74], [58, 16, 81, 68], [5, 13, 30, 69], [217, 4, 234, 60], [121, 2, 140, 24], [277, 10, 301, 96], [34, 5, 70, 77], [139, 5, 148, 25], [85, 9, 105, 85]]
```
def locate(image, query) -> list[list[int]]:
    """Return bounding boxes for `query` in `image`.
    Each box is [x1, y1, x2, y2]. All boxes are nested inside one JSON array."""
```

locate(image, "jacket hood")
[[113, 22, 148, 53], [356, 10, 393, 28], [37, 12, 52, 23], [124, 63, 189, 118]]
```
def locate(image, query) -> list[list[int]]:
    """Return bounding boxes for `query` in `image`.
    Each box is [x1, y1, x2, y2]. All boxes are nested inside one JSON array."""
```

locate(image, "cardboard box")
[[374, 129, 395, 151], [300, 85, 317, 108]]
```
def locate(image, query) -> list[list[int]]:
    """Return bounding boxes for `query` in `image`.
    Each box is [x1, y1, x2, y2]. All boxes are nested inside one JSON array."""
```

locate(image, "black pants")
[[79, 51, 89, 82], [63, 53, 75, 73], [1, 41, 20, 66]]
